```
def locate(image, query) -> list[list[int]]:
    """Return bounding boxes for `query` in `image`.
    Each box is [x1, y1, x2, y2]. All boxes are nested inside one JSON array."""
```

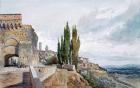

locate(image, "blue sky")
[[1, 0, 140, 66]]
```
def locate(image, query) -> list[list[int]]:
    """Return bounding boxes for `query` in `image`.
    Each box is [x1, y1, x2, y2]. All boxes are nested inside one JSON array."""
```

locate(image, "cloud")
[[111, 10, 140, 43], [78, 0, 140, 66]]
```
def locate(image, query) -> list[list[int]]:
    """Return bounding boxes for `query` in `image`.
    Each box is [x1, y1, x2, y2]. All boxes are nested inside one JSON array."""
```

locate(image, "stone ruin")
[[0, 14, 39, 67]]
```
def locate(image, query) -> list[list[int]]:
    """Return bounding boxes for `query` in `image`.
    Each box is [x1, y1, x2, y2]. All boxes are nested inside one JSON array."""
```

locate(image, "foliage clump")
[[82, 71, 116, 88], [57, 22, 80, 69]]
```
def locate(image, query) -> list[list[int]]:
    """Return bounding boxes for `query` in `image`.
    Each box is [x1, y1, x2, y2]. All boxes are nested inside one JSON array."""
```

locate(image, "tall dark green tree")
[[60, 36, 64, 64], [57, 22, 80, 69], [57, 39, 62, 65], [71, 25, 80, 69], [69, 42, 72, 65], [63, 22, 70, 64]]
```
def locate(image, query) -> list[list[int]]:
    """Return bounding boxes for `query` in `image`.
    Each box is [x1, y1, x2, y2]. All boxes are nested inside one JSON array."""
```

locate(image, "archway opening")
[[4, 54, 19, 67]]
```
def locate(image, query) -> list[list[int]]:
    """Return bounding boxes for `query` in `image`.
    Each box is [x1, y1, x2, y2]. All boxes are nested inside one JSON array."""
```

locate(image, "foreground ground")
[[110, 73, 140, 88], [0, 66, 90, 88], [0, 67, 31, 88]]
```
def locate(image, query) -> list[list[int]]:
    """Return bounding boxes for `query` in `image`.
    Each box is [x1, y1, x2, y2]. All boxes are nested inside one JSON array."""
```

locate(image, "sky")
[[1, 0, 140, 66]]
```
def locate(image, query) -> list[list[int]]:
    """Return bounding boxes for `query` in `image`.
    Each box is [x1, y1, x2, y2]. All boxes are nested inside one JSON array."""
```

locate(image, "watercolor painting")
[[0, 0, 140, 88]]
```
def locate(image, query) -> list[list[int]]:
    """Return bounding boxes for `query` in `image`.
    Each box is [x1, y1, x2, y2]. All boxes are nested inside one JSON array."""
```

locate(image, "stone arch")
[[4, 45, 18, 55], [4, 54, 19, 67], [5, 38, 19, 46], [3, 38, 19, 55], [3, 38, 19, 67]]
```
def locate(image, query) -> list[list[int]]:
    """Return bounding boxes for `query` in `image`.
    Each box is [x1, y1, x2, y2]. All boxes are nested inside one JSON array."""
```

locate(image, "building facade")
[[0, 14, 38, 67]]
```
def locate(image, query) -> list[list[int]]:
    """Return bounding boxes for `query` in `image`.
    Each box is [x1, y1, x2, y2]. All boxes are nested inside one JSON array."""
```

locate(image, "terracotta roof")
[[0, 14, 21, 15]]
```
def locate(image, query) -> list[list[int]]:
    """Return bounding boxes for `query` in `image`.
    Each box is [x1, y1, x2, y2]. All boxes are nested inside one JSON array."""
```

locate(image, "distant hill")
[[104, 64, 140, 75]]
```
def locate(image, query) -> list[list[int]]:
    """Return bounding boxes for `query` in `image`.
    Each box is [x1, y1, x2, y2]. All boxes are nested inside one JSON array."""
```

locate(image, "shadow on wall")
[[5, 72, 32, 88]]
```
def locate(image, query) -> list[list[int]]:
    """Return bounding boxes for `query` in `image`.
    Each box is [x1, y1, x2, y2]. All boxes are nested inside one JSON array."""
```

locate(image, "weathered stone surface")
[[0, 67, 31, 88], [0, 14, 38, 67], [43, 69, 90, 88]]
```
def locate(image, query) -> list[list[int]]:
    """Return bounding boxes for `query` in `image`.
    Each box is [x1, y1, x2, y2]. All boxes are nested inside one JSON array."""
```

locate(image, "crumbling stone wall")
[[0, 14, 38, 67]]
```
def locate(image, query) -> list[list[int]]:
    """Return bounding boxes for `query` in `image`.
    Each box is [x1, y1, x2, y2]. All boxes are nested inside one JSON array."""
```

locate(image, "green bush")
[[81, 71, 116, 88], [43, 56, 58, 65]]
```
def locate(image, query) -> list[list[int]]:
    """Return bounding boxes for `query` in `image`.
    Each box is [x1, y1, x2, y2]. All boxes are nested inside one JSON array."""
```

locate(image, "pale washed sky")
[[1, 0, 140, 66]]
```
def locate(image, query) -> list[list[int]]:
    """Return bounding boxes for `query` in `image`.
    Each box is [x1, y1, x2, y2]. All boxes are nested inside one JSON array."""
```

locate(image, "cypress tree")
[[63, 22, 70, 64], [57, 23, 80, 69], [60, 36, 64, 64], [57, 39, 62, 65], [69, 42, 72, 65], [71, 25, 80, 69]]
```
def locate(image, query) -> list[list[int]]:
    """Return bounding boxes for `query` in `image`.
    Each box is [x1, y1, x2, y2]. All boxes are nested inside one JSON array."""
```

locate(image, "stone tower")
[[39, 42, 42, 51], [0, 14, 38, 67], [45, 45, 48, 52]]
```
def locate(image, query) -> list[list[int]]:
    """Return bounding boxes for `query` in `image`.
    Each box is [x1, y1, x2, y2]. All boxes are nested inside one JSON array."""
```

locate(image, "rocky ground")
[[0, 72, 22, 88], [109, 73, 140, 88], [0, 64, 139, 88], [79, 63, 140, 88], [0, 66, 90, 88], [105, 65, 140, 88], [43, 69, 90, 88]]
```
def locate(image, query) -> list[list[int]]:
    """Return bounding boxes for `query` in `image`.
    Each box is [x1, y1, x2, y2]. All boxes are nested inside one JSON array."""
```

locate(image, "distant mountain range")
[[104, 64, 140, 75]]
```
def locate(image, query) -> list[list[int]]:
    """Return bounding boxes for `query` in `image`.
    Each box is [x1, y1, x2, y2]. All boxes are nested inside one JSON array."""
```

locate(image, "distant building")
[[78, 57, 89, 69], [39, 42, 42, 51], [38, 49, 57, 62], [45, 45, 48, 51]]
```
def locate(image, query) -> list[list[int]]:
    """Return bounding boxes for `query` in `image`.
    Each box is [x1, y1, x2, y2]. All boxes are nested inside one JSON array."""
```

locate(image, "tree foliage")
[[57, 22, 80, 69], [71, 26, 80, 69], [57, 40, 62, 65]]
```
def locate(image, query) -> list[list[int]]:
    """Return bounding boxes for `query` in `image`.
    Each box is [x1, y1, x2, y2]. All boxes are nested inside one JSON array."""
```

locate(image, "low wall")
[[29, 66, 43, 88], [0, 67, 29, 73]]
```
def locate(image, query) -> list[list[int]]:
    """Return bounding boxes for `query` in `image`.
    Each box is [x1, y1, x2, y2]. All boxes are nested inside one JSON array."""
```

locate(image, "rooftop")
[[0, 14, 21, 15], [0, 14, 22, 21]]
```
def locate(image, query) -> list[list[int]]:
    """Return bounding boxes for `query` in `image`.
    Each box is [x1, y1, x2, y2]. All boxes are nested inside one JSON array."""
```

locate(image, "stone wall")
[[0, 14, 38, 67], [30, 66, 43, 88], [0, 14, 21, 20]]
